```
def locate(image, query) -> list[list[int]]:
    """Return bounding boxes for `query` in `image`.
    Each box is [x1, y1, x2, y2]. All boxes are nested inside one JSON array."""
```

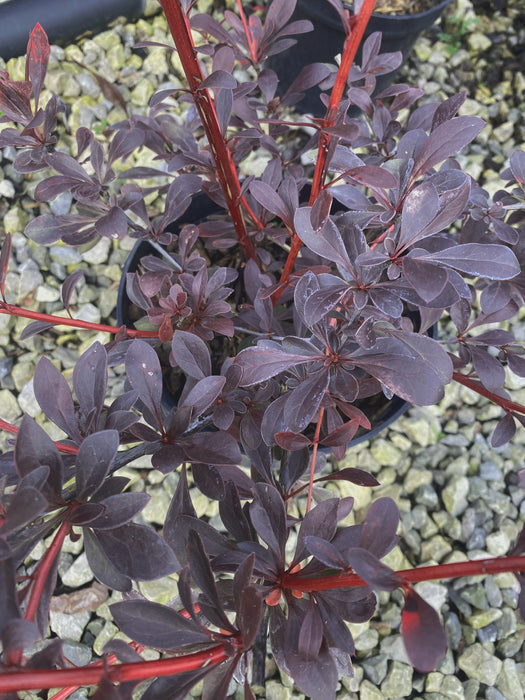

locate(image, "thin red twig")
[[452, 371, 525, 416]]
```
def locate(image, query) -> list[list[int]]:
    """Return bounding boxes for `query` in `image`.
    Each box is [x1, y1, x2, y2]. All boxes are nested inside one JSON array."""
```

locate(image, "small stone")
[[457, 643, 503, 685], [420, 535, 452, 563], [480, 461, 503, 481], [61, 553, 94, 588], [131, 78, 155, 106], [49, 191, 73, 216], [493, 121, 514, 143], [49, 246, 82, 265], [486, 530, 511, 556], [35, 284, 61, 303], [467, 608, 502, 629], [413, 581, 448, 612], [359, 679, 383, 700], [380, 635, 410, 665], [138, 577, 179, 605], [496, 659, 525, 700], [380, 661, 413, 698], [463, 679, 480, 700], [354, 627, 379, 652], [362, 654, 388, 685], [370, 439, 402, 467], [0, 180, 15, 198], [0, 389, 21, 422], [62, 641, 92, 667], [442, 475, 469, 516], [404, 468, 432, 494], [459, 583, 488, 610], [467, 32, 492, 52], [444, 611, 463, 650], [49, 610, 91, 643], [82, 238, 111, 264], [264, 680, 292, 700]]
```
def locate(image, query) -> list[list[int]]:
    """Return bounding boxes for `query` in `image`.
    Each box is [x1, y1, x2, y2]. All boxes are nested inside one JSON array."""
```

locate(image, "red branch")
[[158, 0, 258, 263], [275, 0, 376, 300], [0, 643, 234, 693], [281, 555, 525, 592], [0, 417, 78, 454], [0, 303, 158, 338], [452, 371, 525, 416]]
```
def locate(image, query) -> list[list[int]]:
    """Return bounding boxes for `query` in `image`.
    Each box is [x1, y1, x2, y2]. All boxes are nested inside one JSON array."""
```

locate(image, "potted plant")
[[0, 0, 525, 698]]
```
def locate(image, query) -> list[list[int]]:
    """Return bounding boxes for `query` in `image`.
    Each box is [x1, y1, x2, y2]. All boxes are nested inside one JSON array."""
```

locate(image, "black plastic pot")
[[0, 0, 146, 61], [267, 0, 452, 117], [117, 192, 436, 447]]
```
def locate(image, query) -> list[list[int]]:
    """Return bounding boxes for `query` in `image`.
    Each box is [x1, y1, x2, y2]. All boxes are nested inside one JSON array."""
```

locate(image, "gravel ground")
[[0, 0, 525, 698]]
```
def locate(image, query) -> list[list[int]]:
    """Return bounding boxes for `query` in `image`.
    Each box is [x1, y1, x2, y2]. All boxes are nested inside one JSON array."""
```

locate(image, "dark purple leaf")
[[198, 70, 236, 90], [509, 149, 525, 186], [360, 497, 399, 558], [491, 413, 516, 448], [469, 345, 505, 392], [250, 180, 291, 226], [0, 232, 12, 301], [345, 548, 402, 590], [184, 431, 242, 466], [304, 536, 346, 569], [237, 585, 264, 650], [425, 243, 520, 280], [14, 415, 63, 500], [284, 370, 330, 433], [274, 432, 312, 451], [0, 553, 20, 636], [187, 530, 235, 632], [180, 376, 225, 419], [111, 600, 210, 649], [316, 467, 379, 488], [33, 356, 80, 441], [0, 486, 47, 536], [316, 596, 355, 654], [171, 330, 211, 379], [89, 493, 149, 530], [125, 340, 164, 428], [352, 335, 452, 405], [401, 587, 447, 672], [67, 502, 106, 525], [61, 269, 84, 316], [292, 498, 341, 567], [235, 345, 314, 386], [74, 431, 119, 501], [94, 207, 129, 240], [343, 165, 398, 190], [73, 341, 107, 428], [297, 601, 323, 660], [96, 523, 179, 581], [431, 91, 466, 131], [294, 207, 351, 269], [412, 116, 484, 180], [250, 483, 287, 564], [1, 619, 40, 658]]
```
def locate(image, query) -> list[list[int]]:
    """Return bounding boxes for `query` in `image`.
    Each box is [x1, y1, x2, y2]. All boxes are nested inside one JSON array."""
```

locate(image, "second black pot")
[[267, 0, 452, 117], [0, 0, 146, 61]]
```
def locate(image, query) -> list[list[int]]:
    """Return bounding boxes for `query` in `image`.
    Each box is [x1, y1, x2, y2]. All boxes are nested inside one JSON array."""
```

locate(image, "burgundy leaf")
[[26, 24, 50, 109], [345, 548, 402, 590], [83, 528, 132, 592], [61, 269, 84, 316], [72, 341, 107, 427], [343, 165, 398, 190], [249, 180, 291, 226], [304, 536, 346, 569], [184, 431, 242, 466], [0, 232, 11, 301], [89, 493, 150, 530], [237, 585, 264, 650], [283, 370, 330, 433], [111, 600, 210, 650], [491, 413, 516, 448], [274, 432, 312, 451], [425, 243, 520, 280], [235, 345, 314, 386], [316, 467, 379, 488], [33, 357, 81, 442], [198, 70, 236, 90], [14, 415, 63, 499], [125, 340, 164, 428], [96, 523, 179, 581], [360, 497, 399, 558], [250, 483, 287, 564], [180, 376, 225, 419], [412, 116, 484, 180], [509, 148, 525, 186], [74, 430, 119, 501], [401, 587, 447, 672], [430, 91, 466, 131], [94, 207, 129, 240], [171, 330, 211, 379]]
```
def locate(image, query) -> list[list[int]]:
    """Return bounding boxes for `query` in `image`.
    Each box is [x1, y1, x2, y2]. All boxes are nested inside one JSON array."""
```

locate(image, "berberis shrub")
[[0, 0, 525, 697]]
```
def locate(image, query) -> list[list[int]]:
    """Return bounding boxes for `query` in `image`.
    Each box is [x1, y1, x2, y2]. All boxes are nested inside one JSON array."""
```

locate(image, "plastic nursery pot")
[[117, 192, 436, 448], [0, 0, 146, 61], [267, 0, 452, 117]]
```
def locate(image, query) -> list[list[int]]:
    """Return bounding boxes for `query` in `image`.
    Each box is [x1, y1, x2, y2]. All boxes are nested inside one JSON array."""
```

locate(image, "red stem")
[[275, 0, 376, 301], [235, 0, 257, 62], [0, 643, 234, 693], [0, 417, 79, 455], [0, 303, 158, 338], [281, 555, 525, 592], [452, 371, 525, 416], [158, 0, 258, 263], [24, 511, 75, 623]]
